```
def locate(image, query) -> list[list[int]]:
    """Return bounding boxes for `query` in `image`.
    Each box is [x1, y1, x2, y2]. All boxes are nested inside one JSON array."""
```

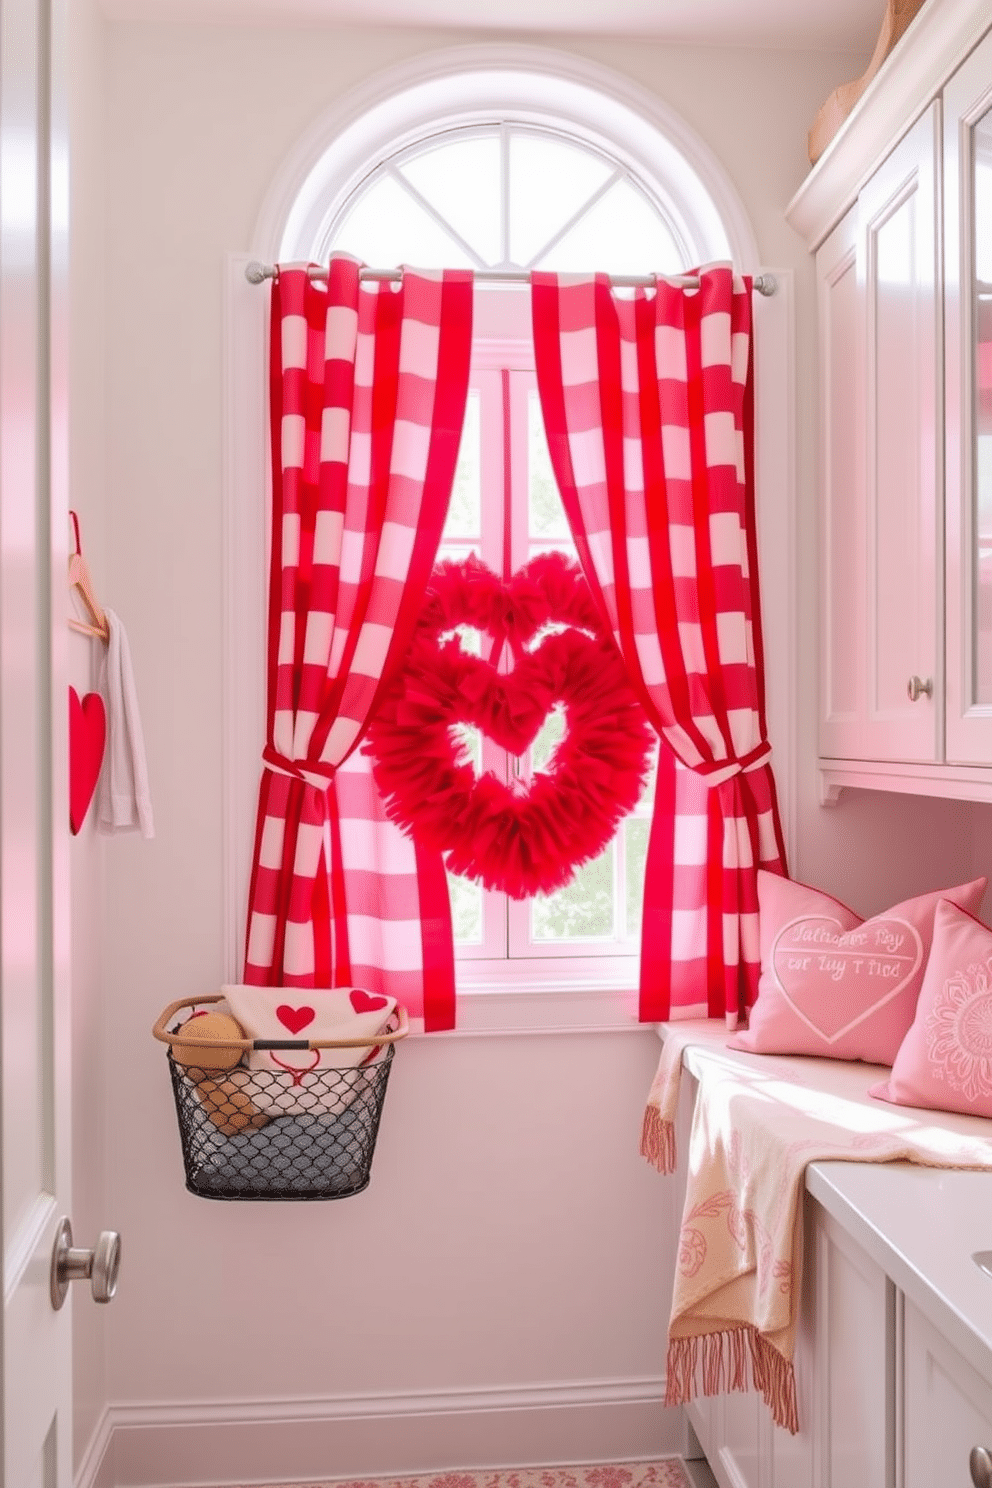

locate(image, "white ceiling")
[[98, 0, 881, 56]]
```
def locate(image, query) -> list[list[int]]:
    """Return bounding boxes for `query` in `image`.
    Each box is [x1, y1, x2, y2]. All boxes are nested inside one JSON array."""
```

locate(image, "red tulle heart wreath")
[[364, 552, 653, 898]]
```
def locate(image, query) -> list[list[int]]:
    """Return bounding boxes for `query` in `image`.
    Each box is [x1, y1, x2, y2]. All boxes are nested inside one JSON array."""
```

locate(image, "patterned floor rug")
[[244, 1461, 692, 1488]]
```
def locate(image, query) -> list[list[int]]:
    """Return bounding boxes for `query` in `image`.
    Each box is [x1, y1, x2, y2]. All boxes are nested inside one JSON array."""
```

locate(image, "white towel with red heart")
[[221, 985, 397, 1117]]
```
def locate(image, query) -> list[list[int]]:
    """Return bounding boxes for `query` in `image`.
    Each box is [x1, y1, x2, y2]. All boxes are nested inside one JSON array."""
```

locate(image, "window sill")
[[412, 982, 653, 1037]]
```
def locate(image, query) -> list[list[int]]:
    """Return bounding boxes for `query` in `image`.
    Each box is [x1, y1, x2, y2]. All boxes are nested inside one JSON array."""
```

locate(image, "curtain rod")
[[244, 260, 777, 296]]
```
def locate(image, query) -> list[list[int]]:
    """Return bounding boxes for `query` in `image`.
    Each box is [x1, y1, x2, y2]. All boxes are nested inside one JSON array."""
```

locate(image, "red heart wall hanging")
[[364, 552, 653, 898], [69, 686, 106, 835]]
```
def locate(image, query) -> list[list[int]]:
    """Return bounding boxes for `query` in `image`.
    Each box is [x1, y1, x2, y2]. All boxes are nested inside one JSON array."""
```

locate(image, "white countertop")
[[807, 1162, 992, 1386], [661, 1022, 992, 1386]]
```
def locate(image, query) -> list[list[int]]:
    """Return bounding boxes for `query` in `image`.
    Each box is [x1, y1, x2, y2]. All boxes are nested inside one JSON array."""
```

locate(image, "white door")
[[2, 0, 74, 1482]]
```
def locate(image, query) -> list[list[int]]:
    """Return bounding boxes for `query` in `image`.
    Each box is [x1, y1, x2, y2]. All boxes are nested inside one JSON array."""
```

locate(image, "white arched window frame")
[[223, 46, 796, 1031]]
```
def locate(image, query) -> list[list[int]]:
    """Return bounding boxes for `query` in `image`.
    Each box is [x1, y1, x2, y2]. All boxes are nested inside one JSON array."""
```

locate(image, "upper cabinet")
[[788, 0, 992, 803], [817, 104, 940, 770]]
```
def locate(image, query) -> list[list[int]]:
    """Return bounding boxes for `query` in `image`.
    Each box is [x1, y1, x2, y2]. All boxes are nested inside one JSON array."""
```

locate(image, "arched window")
[[271, 47, 752, 271], [320, 124, 686, 276], [226, 47, 792, 1021]]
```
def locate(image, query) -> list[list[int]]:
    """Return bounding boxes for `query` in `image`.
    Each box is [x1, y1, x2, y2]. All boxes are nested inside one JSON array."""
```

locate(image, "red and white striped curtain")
[[243, 256, 472, 1031], [532, 264, 787, 1028]]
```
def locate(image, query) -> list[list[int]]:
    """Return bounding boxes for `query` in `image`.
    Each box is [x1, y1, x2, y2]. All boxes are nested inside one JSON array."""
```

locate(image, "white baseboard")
[[76, 1376, 680, 1488]]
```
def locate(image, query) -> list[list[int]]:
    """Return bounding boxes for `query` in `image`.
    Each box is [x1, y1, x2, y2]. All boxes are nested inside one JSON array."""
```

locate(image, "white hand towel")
[[98, 608, 154, 839]]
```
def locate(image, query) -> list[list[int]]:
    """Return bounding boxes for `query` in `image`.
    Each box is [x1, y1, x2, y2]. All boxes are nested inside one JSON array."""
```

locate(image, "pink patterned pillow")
[[728, 871, 987, 1065], [870, 899, 992, 1117]]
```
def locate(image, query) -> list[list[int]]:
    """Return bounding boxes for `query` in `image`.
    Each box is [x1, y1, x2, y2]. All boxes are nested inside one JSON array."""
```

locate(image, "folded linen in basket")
[[641, 1024, 992, 1434], [222, 985, 396, 1118]]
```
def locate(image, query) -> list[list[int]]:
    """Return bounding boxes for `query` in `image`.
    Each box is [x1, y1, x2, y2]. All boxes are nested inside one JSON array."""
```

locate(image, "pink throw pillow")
[[870, 899, 992, 1117], [728, 871, 987, 1065]]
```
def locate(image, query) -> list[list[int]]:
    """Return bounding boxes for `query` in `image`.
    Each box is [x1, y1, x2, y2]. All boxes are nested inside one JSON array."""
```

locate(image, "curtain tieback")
[[262, 746, 336, 791], [698, 741, 772, 789]]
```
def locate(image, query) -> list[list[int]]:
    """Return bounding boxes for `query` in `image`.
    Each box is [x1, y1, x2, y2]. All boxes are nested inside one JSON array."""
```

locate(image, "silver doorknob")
[[50, 1217, 121, 1310], [971, 1446, 992, 1487], [907, 675, 934, 702]]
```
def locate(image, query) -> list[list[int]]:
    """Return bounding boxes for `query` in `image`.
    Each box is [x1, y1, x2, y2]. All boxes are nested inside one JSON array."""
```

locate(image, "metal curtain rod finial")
[[244, 260, 778, 296]]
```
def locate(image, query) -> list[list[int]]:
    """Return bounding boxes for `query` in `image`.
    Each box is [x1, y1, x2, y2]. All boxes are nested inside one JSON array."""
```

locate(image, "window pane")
[[535, 179, 683, 277], [528, 390, 570, 541], [625, 816, 650, 940], [400, 136, 501, 267], [440, 627, 483, 660], [444, 392, 481, 539], [448, 872, 483, 944], [451, 723, 483, 765], [437, 541, 482, 566], [529, 538, 578, 565], [640, 741, 659, 806], [531, 846, 615, 940], [509, 132, 613, 268], [333, 174, 476, 270], [531, 702, 566, 772]]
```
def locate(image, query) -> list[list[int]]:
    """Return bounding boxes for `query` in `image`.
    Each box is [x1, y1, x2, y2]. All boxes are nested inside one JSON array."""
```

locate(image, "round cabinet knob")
[[50, 1217, 121, 1311], [907, 675, 934, 702], [971, 1446, 992, 1488]]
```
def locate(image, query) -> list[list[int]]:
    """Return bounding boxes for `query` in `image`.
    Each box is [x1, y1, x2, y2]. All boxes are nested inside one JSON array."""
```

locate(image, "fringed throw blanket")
[[641, 1023, 992, 1434]]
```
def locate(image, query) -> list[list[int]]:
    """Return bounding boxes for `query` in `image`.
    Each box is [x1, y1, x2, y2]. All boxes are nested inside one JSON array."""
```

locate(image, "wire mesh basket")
[[153, 995, 408, 1201]]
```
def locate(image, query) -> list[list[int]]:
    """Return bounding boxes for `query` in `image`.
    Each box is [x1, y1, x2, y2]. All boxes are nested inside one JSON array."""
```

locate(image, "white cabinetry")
[[685, 1200, 889, 1488], [685, 1194, 992, 1488], [687, 1386, 768, 1488], [817, 105, 940, 768], [903, 1299, 992, 1488], [810, 1207, 891, 1488], [789, 2, 992, 800]]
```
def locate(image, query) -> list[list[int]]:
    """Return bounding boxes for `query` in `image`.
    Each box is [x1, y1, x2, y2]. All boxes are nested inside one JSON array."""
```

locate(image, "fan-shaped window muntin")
[[323, 123, 687, 277]]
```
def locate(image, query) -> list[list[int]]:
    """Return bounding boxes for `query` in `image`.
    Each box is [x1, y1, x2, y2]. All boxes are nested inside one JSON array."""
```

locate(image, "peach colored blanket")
[[641, 1024, 992, 1433]]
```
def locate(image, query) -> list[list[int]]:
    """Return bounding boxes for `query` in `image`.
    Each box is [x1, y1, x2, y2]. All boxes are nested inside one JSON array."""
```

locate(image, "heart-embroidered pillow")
[[222, 985, 396, 1117], [869, 899, 992, 1117], [728, 872, 987, 1065]]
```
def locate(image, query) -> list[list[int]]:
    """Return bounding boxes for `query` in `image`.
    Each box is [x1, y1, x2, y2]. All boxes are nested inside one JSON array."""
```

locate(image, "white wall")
[[74, 17, 992, 1486]]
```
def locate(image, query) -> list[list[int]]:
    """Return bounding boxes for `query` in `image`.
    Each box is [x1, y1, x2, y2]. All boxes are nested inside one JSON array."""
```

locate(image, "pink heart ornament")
[[69, 686, 106, 835], [276, 1004, 315, 1035], [771, 914, 923, 1043]]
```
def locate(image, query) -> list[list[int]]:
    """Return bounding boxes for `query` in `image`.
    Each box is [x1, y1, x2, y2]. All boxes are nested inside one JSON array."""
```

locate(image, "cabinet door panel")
[[903, 1299, 992, 1488], [771, 1201, 814, 1488], [813, 1205, 891, 1488], [944, 31, 992, 763], [860, 102, 941, 762], [818, 204, 866, 760], [717, 1388, 765, 1488]]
